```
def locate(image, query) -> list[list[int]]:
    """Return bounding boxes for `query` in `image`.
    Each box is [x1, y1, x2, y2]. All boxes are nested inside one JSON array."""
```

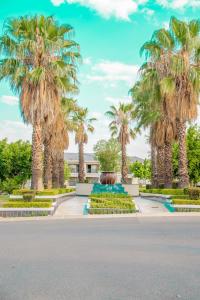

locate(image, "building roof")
[[64, 152, 144, 163]]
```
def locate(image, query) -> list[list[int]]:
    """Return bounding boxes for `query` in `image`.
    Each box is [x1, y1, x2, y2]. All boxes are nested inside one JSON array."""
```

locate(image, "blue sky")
[[0, 0, 199, 158]]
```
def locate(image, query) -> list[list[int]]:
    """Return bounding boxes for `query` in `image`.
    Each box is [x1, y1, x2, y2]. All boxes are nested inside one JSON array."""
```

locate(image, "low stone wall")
[[76, 183, 139, 196]]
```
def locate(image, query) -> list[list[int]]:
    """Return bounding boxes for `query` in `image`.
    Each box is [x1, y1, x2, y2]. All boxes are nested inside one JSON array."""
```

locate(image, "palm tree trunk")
[[151, 144, 158, 188], [157, 145, 165, 188], [59, 151, 65, 188], [78, 142, 85, 183], [31, 121, 44, 190], [121, 142, 128, 183], [44, 140, 52, 189], [52, 155, 60, 188], [164, 142, 173, 188], [177, 120, 189, 188]]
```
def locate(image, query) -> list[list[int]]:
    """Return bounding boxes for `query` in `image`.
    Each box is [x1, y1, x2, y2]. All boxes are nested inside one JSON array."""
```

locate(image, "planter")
[[100, 172, 117, 185]]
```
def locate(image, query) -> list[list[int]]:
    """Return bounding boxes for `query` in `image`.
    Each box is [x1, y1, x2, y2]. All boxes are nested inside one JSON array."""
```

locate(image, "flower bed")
[[89, 194, 135, 214]]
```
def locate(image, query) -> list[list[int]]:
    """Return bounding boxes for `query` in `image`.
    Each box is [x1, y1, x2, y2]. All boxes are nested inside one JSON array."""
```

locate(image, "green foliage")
[[171, 195, 188, 200], [64, 162, 71, 181], [10, 198, 53, 203], [0, 177, 21, 194], [23, 193, 35, 202], [0, 139, 31, 192], [188, 188, 200, 200], [140, 188, 185, 195], [94, 139, 121, 172], [173, 125, 200, 184], [89, 193, 135, 214], [172, 199, 200, 205], [187, 125, 200, 184], [3, 202, 51, 208], [130, 159, 151, 180], [90, 193, 132, 199], [12, 188, 74, 196]]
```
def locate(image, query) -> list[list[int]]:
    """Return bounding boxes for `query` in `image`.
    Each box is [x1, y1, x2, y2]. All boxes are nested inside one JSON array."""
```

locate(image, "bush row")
[[90, 196, 133, 204], [90, 193, 132, 199], [3, 202, 52, 208], [140, 188, 185, 195], [12, 188, 75, 196], [175, 208, 200, 212], [91, 200, 135, 210], [89, 208, 135, 215], [172, 199, 200, 205], [10, 198, 53, 203]]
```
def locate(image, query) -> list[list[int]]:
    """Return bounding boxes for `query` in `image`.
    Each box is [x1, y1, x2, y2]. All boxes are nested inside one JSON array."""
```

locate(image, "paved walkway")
[[54, 196, 86, 217], [54, 196, 169, 218], [134, 196, 169, 214]]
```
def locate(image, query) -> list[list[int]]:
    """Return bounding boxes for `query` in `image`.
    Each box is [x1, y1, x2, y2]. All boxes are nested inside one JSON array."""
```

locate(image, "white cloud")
[[83, 57, 92, 65], [157, 0, 200, 9], [87, 60, 139, 85], [141, 7, 154, 15], [51, 0, 148, 20], [0, 121, 32, 142], [106, 96, 132, 106], [1, 95, 19, 106]]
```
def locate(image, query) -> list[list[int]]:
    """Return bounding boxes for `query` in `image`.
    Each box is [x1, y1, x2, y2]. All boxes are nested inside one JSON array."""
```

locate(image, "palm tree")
[[0, 16, 80, 190], [130, 64, 177, 188], [72, 108, 96, 183], [140, 17, 200, 188], [106, 103, 136, 183]]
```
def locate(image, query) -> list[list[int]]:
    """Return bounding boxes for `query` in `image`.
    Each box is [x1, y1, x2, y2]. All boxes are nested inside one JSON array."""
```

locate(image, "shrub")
[[13, 188, 75, 196], [3, 201, 52, 208], [171, 195, 188, 200], [90, 193, 132, 199], [10, 198, 53, 203], [89, 193, 135, 214], [175, 207, 200, 212], [172, 199, 200, 205], [13, 189, 32, 195], [188, 188, 200, 200], [140, 189, 185, 195], [0, 178, 21, 194], [23, 193, 35, 202]]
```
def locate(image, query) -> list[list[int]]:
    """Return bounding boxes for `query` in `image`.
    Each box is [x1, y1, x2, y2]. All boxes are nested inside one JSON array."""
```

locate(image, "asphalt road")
[[0, 217, 200, 300]]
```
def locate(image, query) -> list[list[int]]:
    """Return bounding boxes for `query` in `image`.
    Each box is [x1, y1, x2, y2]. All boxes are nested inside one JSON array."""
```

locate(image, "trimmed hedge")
[[3, 202, 52, 208], [9, 198, 53, 203], [12, 188, 75, 196], [172, 199, 200, 205], [171, 195, 188, 200], [140, 188, 185, 195], [91, 200, 134, 210], [90, 193, 132, 199], [175, 208, 200, 212], [89, 208, 135, 214], [188, 188, 200, 200], [89, 193, 135, 214]]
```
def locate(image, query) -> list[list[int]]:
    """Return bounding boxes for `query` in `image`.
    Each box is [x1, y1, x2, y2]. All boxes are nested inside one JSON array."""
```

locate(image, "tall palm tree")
[[140, 17, 200, 188], [72, 108, 96, 183], [106, 103, 136, 183], [130, 64, 177, 188], [0, 15, 80, 190]]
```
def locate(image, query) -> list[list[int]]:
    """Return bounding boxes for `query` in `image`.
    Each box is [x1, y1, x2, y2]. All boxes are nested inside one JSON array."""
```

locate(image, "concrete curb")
[[0, 211, 200, 223]]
